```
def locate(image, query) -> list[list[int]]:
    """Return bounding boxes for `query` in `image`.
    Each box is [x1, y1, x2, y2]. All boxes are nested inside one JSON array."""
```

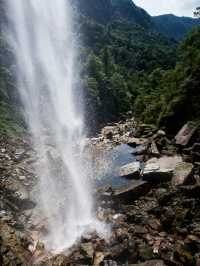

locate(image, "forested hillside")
[[0, 0, 199, 134], [134, 27, 200, 132], [153, 14, 200, 40], [73, 0, 178, 128], [0, 29, 24, 135]]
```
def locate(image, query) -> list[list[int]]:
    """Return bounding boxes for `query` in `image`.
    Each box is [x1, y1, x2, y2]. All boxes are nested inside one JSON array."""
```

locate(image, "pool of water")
[[95, 144, 141, 189]]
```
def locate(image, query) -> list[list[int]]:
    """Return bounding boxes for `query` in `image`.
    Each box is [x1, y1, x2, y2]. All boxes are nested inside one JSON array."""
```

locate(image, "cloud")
[[133, 0, 198, 17]]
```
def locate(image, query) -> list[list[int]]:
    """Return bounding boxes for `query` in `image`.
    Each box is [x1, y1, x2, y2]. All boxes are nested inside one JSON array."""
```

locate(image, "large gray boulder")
[[143, 156, 182, 183]]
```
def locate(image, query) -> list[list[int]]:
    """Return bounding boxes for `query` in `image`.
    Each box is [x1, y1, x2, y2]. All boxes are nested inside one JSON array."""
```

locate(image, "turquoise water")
[[96, 144, 139, 189]]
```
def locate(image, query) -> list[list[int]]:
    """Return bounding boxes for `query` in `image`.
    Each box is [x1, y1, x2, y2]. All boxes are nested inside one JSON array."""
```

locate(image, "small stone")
[[157, 130, 166, 136], [93, 252, 104, 265], [80, 243, 94, 258], [19, 176, 26, 181]]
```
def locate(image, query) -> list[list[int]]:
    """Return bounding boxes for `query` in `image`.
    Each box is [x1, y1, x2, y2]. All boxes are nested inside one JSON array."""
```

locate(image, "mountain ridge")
[[74, 0, 200, 41], [152, 14, 200, 40]]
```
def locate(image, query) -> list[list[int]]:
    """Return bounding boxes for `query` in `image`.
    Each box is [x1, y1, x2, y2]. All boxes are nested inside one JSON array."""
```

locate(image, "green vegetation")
[[0, 0, 199, 135], [0, 36, 24, 136], [194, 7, 200, 18], [134, 27, 200, 132], [76, 1, 177, 128], [153, 14, 200, 41], [75, 0, 200, 132]]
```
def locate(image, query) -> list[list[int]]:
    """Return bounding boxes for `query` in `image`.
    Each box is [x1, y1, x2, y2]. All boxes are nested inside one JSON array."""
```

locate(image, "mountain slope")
[[153, 14, 200, 40], [74, 0, 153, 28]]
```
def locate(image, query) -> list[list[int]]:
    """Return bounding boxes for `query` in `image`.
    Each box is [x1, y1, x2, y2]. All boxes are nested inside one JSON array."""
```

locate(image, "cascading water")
[[5, 0, 101, 253]]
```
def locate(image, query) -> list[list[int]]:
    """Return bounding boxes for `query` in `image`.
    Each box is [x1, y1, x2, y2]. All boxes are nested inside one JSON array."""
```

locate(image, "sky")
[[133, 0, 199, 17]]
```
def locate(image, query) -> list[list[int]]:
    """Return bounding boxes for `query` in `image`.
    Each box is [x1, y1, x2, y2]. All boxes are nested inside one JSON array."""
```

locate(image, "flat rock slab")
[[112, 180, 151, 202], [119, 162, 141, 179], [143, 156, 182, 183]]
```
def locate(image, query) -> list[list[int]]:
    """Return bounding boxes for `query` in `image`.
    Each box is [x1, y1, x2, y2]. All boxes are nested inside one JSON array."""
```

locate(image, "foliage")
[[76, 2, 177, 128], [153, 14, 200, 41], [133, 27, 200, 132], [0, 0, 199, 135], [194, 7, 200, 18]]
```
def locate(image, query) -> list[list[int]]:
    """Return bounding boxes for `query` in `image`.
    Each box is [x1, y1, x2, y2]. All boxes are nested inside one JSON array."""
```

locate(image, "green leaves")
[[133, 27, 200, 131]]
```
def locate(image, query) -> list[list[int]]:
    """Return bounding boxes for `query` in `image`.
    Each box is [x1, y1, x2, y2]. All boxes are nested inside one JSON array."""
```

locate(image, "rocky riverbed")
[[1, 119, 200, 265]]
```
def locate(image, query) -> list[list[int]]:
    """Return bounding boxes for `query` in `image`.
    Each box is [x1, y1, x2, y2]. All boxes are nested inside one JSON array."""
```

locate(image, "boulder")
[[119, 162, 141, 179], [112, 180, 151, 202], [172, 162, 194, 186], [143, 156, 182, 183], [175, 122, 197, 146], [127, 137, 148, 147], [149, 141, 160, 157]]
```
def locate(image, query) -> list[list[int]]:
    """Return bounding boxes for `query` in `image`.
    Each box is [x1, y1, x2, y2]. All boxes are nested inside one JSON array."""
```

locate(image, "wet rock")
[[14, 148, 26, 162], [119, 162, 141, 179], [172, 162, 194, 186], [5, 178, 29, 201], [113, 180, 151, 202]]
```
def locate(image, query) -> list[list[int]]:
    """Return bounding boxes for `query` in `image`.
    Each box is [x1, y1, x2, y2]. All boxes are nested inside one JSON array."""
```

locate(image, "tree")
[[194, 7, 200, 18]]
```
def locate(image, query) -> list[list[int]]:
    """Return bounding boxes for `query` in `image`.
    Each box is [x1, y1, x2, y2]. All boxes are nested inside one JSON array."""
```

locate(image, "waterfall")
[[5, 0, 99, 253]]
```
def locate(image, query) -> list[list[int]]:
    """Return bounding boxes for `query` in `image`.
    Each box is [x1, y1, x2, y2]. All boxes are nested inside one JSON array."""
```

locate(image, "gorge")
[[0, 0, 200, 265]]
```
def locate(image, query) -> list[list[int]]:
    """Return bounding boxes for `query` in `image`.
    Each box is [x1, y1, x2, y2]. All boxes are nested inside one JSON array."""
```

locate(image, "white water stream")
[[6, 0, 103, 253]]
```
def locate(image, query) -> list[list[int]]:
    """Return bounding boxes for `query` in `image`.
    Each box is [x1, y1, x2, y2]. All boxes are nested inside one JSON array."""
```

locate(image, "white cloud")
[[133, 0, 198, 17]]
